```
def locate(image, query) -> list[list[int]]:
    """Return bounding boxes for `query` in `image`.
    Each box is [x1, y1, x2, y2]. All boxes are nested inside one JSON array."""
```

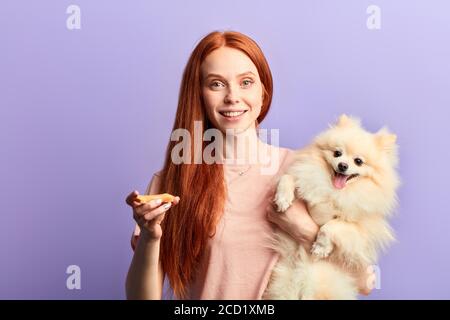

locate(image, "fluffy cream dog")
[[264, 115, 400, 300]]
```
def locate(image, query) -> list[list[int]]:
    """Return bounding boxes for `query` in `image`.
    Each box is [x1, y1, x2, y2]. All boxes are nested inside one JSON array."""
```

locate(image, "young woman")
[[125, 31, 375, 300]]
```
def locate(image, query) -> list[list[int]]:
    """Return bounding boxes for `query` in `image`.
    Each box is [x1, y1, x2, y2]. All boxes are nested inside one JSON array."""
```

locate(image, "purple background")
[[1, 0, 449, 299]]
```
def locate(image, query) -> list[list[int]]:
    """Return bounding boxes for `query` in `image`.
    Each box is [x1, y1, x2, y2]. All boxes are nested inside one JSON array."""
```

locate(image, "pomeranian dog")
[[264, 115, 400, 300]]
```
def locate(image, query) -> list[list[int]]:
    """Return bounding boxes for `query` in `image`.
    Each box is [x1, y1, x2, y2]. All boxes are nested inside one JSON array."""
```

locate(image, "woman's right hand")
[[125, 190, 180, 241]]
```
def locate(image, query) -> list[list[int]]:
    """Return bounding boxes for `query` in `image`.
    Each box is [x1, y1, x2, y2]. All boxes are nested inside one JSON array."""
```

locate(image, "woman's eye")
[[334, 150, 342, 158], [354, 158, 364, 166], [210, 81, 225, 89], [241, 79, 254, 87]]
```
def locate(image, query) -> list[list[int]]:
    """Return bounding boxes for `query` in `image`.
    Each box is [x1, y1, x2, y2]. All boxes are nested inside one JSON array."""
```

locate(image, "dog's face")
[[314, 115, 398, 191]]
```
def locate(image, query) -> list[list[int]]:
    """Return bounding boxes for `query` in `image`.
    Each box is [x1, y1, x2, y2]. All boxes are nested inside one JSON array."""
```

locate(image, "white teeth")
[[221, 111, 245, 117]]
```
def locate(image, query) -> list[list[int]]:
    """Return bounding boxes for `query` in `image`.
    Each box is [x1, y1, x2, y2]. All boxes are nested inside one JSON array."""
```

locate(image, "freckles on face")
[[200, 46, 264, 132]]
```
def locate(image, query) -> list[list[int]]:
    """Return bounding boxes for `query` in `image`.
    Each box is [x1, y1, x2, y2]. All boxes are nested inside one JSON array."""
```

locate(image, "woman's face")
[[201, 47, 264, 134]]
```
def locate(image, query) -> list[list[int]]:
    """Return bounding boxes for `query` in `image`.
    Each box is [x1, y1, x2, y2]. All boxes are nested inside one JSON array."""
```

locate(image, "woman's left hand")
[[266, 198, 319, 250]]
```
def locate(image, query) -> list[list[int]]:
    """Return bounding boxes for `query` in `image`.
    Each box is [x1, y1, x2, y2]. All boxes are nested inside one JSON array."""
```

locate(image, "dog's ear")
[[336, 114, 361, 128], [375, 128, 397, 147], [375, 127, 399, 165]]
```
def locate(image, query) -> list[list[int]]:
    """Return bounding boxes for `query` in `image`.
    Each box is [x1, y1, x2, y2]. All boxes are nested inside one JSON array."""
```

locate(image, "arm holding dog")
[[267, 198, 319, 251]]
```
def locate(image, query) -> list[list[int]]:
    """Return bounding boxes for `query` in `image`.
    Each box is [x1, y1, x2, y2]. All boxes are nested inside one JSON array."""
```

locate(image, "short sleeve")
[[130, 171, 163, 251]]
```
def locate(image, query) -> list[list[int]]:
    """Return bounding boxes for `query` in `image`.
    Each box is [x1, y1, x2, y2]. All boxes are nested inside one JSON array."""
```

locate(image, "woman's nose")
[[224, 86, 240, 104]]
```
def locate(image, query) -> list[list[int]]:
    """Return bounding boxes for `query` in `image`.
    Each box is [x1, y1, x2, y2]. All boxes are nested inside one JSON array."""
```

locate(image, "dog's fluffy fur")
[[264, 115, 400, 300]]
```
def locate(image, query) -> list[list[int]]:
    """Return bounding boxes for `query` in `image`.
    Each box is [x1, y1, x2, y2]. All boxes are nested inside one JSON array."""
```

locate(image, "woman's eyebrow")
[[204, 71, 256, 80]]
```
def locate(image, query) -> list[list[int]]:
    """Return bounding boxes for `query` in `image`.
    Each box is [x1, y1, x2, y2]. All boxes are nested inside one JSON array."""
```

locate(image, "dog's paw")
[[310, 232, 333, 259], [273, 175, 296, 212], [273, 194, 293, 212], [310, 242, 332, 259]]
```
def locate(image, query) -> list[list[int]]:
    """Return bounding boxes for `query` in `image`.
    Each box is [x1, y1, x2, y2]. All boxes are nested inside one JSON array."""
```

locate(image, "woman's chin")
[[219, 123, 253, 135], [216, 118, 255, 133]]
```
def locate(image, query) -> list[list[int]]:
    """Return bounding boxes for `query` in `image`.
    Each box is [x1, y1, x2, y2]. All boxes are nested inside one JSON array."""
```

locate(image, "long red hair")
[[158, 30, 273, 299]]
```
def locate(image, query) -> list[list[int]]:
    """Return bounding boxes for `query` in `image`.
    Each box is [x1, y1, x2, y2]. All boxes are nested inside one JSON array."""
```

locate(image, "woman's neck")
[[222, 128, 268, 165]]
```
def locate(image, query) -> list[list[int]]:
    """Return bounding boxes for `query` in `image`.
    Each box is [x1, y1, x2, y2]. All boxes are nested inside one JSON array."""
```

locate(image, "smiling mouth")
[[332, 170, 359, 189], [219, 110, 248, 118]]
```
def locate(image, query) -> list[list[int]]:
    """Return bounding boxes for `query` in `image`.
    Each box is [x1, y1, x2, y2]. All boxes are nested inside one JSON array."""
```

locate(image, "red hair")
[[158, 30, 273, 299]]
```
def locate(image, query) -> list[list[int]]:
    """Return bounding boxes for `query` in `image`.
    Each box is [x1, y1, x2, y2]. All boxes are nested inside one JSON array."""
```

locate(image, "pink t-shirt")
[[132, 144, 295, 300]]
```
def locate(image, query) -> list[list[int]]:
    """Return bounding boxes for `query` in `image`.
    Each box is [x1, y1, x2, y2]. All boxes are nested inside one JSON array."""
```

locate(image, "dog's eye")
[[354, 158, 364, 166], [334, 150, 342, 158]]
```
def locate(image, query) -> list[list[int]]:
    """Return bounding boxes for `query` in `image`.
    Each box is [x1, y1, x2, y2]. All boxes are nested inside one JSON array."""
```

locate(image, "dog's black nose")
[[338, 162, 348, 172]]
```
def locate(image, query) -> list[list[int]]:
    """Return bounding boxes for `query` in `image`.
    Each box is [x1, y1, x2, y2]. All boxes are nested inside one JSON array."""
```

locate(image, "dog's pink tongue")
[[333, 174, 347, 189]]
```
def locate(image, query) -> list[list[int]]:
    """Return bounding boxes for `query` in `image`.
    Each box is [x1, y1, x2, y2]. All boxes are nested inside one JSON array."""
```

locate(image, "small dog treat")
[[136, 193, 176, 204]]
